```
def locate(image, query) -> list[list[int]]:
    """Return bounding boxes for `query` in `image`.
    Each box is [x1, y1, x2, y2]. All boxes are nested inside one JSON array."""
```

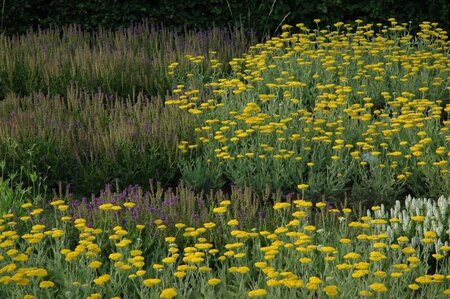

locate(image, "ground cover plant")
[[167, 19, 450, 203]]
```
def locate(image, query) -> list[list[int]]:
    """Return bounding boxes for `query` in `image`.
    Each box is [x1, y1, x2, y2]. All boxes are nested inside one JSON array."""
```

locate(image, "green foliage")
[[0, 23, 254, 195], [168, 20, 450, 204], [0, 89, 193, 194], [0, 156, 46, 214], [0, 23, 255, 99], [179, 157, 226, 192]]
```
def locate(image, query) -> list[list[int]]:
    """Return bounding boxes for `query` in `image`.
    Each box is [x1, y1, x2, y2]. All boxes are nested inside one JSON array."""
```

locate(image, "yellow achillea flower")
[[212, 207, 227, 214], [160, 288, 177, 299], [50, 199, 65, 206], [299, 257, 312, 264], [123, 202, 136, 208], [319, 246, 336, 253], [203, 222, 216, 229], [88, 261, 102, 269], [343, 252, 361, 260], [248, 289, 268, 297], [281, 279, 303, 288], [165, 236, 176, 243], [369, 283, 388, 292], [432, 253, 444, 260], [58, 205, 69, 211], [26, 268, 48, 277], [297, 184, 309, 190], [408, 284, 420, 290], [411, 215, 425, 222], [304, 225, 316, 231], [219, 200, 232, 206], [228, 266, 250, 274], [273, 202, 291, 210], [339, 238, 351, 244], [369, 251, 386, 261], [292, 211, 306, 218], [109, 253, 122, 260], [323, 285, 339, 297], [39, 281, 55, 289], [424, 231, 437, 238], [227, 219, 239, 226], [99, 203, 113, 211], [136, 270, 146, 276], [397, 236, 409, 242], [162, 256, 177, 264], [373, 271, 387, 277], [208, 278, 221, 285], [402, 247, 416, 254], [143, 278, 161, 287], [336, 263, 352, 270], [30, 209, 44, 216], [93, 274, 110, 286], [175, 223, 185, 229], [316, 202, 327, 208], [152, 264, 164, 270], [294, 199, 312, 207]]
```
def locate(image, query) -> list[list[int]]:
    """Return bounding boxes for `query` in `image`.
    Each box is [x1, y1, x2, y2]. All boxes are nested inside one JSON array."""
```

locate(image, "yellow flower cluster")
[[1, 194, 450, 298], [167, 19, 450, 197]]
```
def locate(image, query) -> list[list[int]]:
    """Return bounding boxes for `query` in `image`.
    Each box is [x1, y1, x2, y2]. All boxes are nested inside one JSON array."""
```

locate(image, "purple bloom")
[[71, 200, 81, 208], [162, 198, 177, 207], [258, 210, 266, 221], [131, 208, 140, 221], [148, 207, 159, 213]]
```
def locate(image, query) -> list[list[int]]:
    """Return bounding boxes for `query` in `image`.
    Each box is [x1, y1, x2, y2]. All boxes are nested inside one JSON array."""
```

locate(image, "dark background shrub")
[[1, 1, 448, 36]]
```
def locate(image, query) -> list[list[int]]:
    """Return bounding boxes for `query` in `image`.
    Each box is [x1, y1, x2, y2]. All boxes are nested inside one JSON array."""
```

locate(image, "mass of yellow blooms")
[[0, 193, 450, 298]]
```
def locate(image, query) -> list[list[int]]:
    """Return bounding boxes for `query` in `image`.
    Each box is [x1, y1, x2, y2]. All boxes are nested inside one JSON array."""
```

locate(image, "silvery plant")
[[366, 195, 450, 251]]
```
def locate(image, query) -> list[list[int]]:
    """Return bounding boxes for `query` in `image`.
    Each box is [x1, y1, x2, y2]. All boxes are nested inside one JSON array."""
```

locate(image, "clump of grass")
[[0, 87, 193, 194], [0, 22, 256, 98]]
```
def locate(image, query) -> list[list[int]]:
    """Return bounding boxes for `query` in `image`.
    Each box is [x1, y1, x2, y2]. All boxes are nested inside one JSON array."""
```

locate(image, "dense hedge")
[[1, 0, 449, 36]]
